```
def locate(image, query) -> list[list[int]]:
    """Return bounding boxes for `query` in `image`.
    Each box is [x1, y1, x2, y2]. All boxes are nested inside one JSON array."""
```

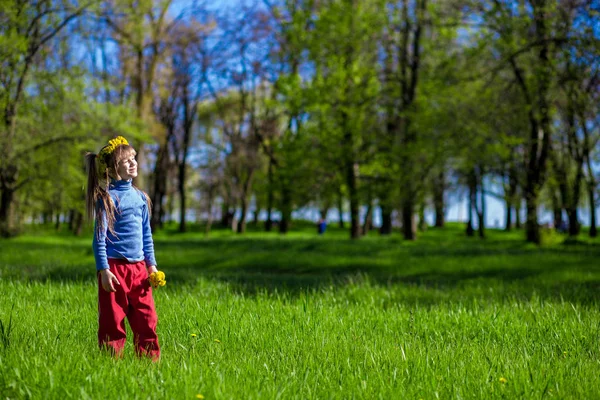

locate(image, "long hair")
[[85, 144, 152, 237], [85, 152, 117, 238]]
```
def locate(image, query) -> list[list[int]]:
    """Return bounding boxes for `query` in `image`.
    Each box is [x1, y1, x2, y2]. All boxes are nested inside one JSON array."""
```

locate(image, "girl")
[[85, 136, 162, 360]]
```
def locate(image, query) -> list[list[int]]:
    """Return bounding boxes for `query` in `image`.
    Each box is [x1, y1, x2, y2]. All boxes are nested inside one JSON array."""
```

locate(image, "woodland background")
[[1, 0, 599, 244]]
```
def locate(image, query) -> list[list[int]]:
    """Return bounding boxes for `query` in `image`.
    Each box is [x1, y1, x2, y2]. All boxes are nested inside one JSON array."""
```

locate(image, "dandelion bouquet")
[[149, 271, 166, 288]]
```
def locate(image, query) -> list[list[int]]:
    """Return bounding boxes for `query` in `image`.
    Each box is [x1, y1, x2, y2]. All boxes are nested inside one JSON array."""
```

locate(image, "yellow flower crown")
[[97, 136, 129, 173]]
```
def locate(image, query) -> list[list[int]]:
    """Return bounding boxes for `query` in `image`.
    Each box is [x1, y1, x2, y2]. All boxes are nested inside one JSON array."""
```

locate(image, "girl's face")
[[115, 151, 138, 181]]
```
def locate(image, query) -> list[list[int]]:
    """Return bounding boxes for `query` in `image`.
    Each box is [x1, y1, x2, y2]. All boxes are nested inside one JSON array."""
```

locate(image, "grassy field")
[[1, 223, 600, 399]]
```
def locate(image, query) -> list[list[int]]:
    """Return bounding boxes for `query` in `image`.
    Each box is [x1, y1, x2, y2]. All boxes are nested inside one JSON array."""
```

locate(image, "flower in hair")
[[98, 136, 129, 160], [97, 136, 129, 174]]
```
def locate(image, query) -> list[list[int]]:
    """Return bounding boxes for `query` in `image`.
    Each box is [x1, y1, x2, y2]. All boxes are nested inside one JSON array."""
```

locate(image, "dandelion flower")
[[191, 334, 197, 338], [196, 395, 205, 399], [499, 377, 508, 384], [149, 271, 167, 288]]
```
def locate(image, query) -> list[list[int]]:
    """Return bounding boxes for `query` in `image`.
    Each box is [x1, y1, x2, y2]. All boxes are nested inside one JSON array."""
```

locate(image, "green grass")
[[1, 223, 600, 399]]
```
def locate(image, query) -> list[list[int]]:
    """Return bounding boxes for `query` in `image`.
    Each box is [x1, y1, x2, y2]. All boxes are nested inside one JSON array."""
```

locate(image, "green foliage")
[[9, 71, 147, 223], [273, 0, 385, 222], [2, 0, 599, 241]]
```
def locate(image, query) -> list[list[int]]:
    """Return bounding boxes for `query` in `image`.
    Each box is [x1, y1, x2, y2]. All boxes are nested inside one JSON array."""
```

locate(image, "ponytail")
[[84, 152, 116, 237], [85, 152, 98, 220]]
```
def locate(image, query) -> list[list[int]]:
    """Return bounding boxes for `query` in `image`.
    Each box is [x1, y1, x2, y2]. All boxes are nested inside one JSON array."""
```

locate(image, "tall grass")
[[1, 223, 599, 399]]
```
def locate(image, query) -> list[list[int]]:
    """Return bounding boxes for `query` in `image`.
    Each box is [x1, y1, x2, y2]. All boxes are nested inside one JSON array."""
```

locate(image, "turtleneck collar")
[[109, 179, 133, 191]]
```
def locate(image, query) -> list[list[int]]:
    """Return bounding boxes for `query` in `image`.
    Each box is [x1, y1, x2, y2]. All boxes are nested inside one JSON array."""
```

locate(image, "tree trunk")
[[556, 169, 570, 232], [265, 208, 273, 232], [0, 190, 15, 236], [178, 174, 186, 233], [178, 80, 196, 233], [433, 169, 445, 228], [477, 186, 485, 239], [505, 202, 512, 232], [434, 203, 444, 228], [507, 8, 551, 244], [347, 163, 360, 239], [68, 209, 75, 231], [362, 202, 373, 236], [380, 205, 392, 235], [466, 186, 475, 237], [237, 197, 248, 234], [132, 48, 146, 189], [433, 199, 444, 228], [504, 166, 518, 231], [552, 193, 563, 233], [279, 185, 292, 234], [397, 0, 425, 241], [477, 212, 485, 238], [401, 200, 416, 240], [585, 154, 597, 238], [515, 201, 522, 229], [582, 112, 596, 238], [566, 207, 579, 237], [0, 169, 17, 237], [236, 170, 255, 234], [341, 108, 360, 239], [589, 184, 597, 238], [524, 3, 551, 244], [380, 0, 425, 238], [400, 122, 417, 240], [253, 200, 260, 226], [151, 141, 169, 232], [525, 194, 540, 244], [73, 210, 83, 236], [418, 202, 427, 232], [265, 162, 274, 232], [568, 165, 584, 237], [221, 203, 234, 228], [337, 190, 345, 229]]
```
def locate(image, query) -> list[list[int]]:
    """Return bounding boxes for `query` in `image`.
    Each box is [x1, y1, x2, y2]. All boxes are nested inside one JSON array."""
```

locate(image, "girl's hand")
[[100, 269, 120, 292], [148, 267, 166, 288]]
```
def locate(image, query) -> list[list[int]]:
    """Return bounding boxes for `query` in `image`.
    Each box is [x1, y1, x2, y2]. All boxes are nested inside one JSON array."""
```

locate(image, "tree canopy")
[[1, 0, 598, 243]]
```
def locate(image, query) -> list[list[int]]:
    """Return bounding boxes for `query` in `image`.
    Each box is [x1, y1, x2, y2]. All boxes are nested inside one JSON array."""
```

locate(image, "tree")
[[97, 0, 181, 189], [296, 0, 382, 239], [0, 0, 93, 236]]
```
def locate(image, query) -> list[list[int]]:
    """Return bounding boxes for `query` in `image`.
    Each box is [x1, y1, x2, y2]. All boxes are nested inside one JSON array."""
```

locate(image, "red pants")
[[98, 259, 160, 360]]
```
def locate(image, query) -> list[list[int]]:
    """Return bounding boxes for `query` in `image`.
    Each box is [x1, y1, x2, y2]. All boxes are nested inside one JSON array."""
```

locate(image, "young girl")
[[85, 136, 162, 360]]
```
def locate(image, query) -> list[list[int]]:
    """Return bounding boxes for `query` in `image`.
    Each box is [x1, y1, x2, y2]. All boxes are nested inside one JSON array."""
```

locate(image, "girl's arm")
[[93, 211, 120, 292], [92, 213, 110, 272], [141, 199, 157, 270]]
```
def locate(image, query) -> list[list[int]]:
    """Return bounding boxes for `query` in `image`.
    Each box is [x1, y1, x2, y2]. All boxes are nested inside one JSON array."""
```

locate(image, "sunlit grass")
[[1, 223, 600, 398]]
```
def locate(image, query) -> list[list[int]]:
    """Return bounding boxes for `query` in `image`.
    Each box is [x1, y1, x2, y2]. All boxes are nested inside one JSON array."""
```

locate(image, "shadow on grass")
[[3, 234, 600, 306]]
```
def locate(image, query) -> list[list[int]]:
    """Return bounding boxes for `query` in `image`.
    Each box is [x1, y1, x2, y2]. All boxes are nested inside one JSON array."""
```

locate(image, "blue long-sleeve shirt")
[[92, 179, 157, 271]]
